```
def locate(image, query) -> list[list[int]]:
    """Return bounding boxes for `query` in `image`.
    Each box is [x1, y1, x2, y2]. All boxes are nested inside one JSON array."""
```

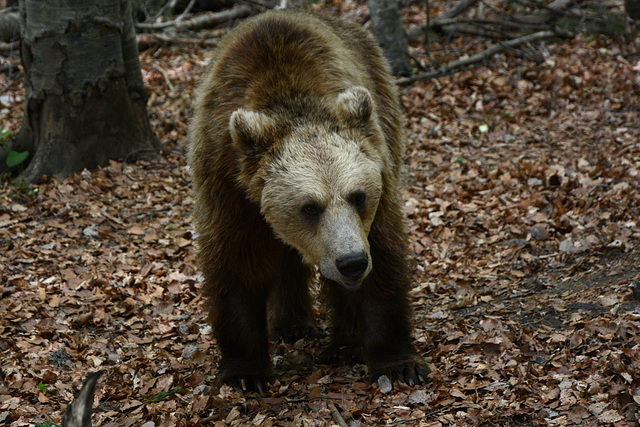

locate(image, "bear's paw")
[[270, 322, 318, 343], [319, 344, 364, 366], [216, 371, 270, 395], [369, 356, 431, 387]]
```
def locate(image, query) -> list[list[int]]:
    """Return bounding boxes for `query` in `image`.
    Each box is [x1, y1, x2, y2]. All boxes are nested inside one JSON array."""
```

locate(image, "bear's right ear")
[[230, 109, 276, 155], [333, 87, 373, 130]]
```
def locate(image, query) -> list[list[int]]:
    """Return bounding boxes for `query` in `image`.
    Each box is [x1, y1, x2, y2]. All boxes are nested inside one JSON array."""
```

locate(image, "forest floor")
[[1, 1, 640, 426]]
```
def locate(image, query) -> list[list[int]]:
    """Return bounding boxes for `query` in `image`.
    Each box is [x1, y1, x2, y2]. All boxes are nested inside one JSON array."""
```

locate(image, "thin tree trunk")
[[626, 0, 640, 19], [368, 0, 412, 76], [11, 0, 160, 183]]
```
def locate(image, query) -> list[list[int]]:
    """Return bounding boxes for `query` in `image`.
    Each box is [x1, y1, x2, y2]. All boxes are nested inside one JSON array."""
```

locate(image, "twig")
[[99, 209, 126, 226], [0, 70, 22, 96], [435, 17, 548, 30], [122, 202, 176, 220], [521, 0, 577, 17], [424, 0, 431, 46], [283, 395, 344, 404], [0, 41, 19, 53], [136, 34, 219, 50], [0, 6, 18, 15], [146, 0, 178, 24], [175, 0, 197, 22], [437, 0, 482, 21], [0, 64, 19, 74], [238, 0, 273, 12], [153, 64, 174, 92], [396, 30, 561, 85], [408, 0, 481, 41], [422, 0, 439, 68], [328, 401, 348, 427], [388, 404, 453, 426], [512, 0, 576, 24]]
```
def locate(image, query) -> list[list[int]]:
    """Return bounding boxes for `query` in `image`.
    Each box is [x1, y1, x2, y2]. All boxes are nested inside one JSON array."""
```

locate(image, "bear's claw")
[[270, 324, 318, 343], [370, 358, 431, 388], [217, 373, 270, 394], [319, 344, 364, 365]]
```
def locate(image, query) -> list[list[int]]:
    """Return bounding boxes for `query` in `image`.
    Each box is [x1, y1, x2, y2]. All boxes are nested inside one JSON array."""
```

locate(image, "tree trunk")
[[627, 0, 640, 19], [368, 0, 412, 77], [10, 0, 160, 183]]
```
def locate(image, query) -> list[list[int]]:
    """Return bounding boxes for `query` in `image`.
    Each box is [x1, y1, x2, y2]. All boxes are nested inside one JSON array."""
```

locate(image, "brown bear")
[[188, 9, 429, 393]]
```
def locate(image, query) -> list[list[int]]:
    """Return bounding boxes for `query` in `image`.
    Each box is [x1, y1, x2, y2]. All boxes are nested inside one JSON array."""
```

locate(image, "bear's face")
[[230, 88, 384, 289], [261, 130, 382, 288]]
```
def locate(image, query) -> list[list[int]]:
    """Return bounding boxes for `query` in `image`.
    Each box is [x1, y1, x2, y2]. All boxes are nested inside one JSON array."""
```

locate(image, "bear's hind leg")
[[268, 246, 317, 343]]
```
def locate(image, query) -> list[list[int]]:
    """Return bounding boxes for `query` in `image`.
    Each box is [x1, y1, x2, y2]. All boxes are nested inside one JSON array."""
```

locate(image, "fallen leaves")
[[1, 1, 640, 425]]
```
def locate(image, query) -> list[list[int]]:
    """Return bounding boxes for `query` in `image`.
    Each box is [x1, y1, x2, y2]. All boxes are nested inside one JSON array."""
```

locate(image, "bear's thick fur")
[[188, 9, 429, 392]]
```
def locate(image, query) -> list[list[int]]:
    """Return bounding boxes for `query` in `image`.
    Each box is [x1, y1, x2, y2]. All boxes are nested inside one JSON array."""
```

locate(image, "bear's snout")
[[336, 252, 369, 282]]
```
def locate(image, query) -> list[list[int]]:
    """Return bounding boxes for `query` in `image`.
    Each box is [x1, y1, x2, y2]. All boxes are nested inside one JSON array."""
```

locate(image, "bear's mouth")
[[340, 280, 363, 290]]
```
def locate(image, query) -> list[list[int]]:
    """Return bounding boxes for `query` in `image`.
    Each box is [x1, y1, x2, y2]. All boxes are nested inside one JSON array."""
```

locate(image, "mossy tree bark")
[[8, 0, 160, 183]]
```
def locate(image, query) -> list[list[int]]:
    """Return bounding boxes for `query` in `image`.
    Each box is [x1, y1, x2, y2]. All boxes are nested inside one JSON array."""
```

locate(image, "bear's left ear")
[[230, 108, 276, 156], [333, 86, 373, 130]]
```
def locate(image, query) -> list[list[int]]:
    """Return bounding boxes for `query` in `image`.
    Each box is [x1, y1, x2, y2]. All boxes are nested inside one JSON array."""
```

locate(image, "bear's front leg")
[[356, 289, 430, 386], [268, 246, 317, 343], [354, 207, 430, 386], [209, 286, 271, 393], [326, 280, 429, 385], [321, 279, 364, 365]]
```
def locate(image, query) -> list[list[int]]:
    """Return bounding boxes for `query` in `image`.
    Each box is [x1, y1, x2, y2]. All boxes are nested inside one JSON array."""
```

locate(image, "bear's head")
[[230, 87, 385, 289]]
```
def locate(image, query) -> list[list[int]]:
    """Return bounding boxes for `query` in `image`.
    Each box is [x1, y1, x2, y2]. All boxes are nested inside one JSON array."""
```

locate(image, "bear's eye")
[[301, 203, 322, 219], [350, 191, 367, 208]]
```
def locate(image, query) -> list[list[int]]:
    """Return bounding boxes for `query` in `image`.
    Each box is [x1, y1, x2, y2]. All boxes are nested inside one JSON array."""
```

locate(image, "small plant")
[[1, 128, 29, 170], [6, 149, 29, 168], [147, 386, 181, 403], [10, 177, 39, 196], [0, 128, 10, 142]]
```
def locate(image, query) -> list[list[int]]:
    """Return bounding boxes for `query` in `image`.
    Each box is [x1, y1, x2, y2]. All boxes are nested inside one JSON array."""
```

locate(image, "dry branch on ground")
[[135, 5, 252, 32]]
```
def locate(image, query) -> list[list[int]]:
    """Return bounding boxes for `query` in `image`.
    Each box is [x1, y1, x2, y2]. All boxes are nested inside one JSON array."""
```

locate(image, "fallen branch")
[[0, 70, 22, 97], [174, 0, 197, 22], [135, 5, 251, 32], [136, 33, 219, 50], [435, 0, 482, 21], [396, 29, 563, 85], [515, 0, 576, 24], [388, 404, 453, 426], [0, 64, 20, 74], [407, 0, 579, 42], [0, 10, 19, 43], [145, 0, 178, 24], [0, 40, 19, 54], [412, 0, 481, 42]]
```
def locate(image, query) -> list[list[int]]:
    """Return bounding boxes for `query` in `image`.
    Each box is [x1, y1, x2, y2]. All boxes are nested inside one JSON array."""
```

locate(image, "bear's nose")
[[336, 253, 368, 279]]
